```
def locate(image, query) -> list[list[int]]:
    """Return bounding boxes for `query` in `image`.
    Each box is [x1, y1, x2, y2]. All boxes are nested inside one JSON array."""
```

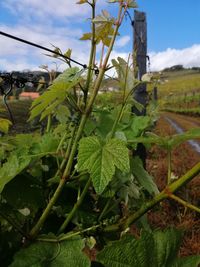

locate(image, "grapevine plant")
[[0, 1, 200, 266]]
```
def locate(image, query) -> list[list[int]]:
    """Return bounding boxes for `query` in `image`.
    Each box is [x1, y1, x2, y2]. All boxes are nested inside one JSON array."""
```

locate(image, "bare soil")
[[147, 113, 200, 256]]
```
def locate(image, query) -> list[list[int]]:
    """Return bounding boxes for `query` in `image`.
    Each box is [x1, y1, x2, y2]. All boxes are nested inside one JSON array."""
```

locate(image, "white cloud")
[[115, 36, 131, 48], [2, 0, 108, 22], [0, 0, 111, 71], [150, 45, 200, 71], [0, 22, 90, 71], [2, 0, 91, 20], [0, 58, 39, 72]]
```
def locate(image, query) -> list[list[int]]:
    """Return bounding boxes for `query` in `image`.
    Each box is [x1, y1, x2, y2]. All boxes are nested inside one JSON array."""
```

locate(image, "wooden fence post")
[[132, 10, 148, 115], [132, 10, 148, 166]]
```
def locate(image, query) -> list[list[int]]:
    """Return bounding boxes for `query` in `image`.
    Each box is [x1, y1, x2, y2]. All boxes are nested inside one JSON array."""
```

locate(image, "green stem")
[[56, 132, 68, 154], [167, 149, 172, 184], [110, 87, 139, 139], [169, 194, 200, 213], [58, 177, 92, 234], [29, 5, 123, 239], [110, 103, 125, 138], [56, 126, 77, 175], [29, 152, 57, 158], [70, 170, 88, 181], [122, 54, 131, 102], [99, 44, 105, 68], [47, 126, 76, 182], [98, 198, 112, 221], [85, 6, 123, 115], [29, 178, 66, 239], [46, 115, 51, 133], [104, 161, 200, 232], [83, 0, 96, 104], [61, 5, 123, 180], [35, 162, 200, 241], [37, 224, 101, 243]]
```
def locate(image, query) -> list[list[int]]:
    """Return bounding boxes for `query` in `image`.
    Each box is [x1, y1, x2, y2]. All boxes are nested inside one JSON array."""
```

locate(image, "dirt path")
[[162, 112, 200, 157], [163, 112, 200, 131]]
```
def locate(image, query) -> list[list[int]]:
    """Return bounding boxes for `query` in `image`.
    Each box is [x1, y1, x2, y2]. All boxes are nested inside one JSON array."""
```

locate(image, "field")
[[0, 99, 32, 134], [148, 68, 200, 118], [155, 68, 200, 98]]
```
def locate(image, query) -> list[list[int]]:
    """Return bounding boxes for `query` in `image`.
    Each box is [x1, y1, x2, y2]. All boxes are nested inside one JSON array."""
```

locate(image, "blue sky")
[[137, 0, 200, 51], [0, 0, 200, 71]]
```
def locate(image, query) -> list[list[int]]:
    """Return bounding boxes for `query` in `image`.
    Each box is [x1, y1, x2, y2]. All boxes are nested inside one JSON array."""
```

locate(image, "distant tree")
[[191, 66, 200, 71], [163, 65, 184, 72]]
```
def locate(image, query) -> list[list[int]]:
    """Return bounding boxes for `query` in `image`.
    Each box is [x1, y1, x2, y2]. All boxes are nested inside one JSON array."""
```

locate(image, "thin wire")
[[0, 31, 87, 69], [104, 73, 119, 81]]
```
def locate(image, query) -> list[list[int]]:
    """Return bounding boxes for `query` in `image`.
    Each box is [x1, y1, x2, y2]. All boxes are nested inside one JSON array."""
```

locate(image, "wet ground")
[[164, 112, 200, 132], [163, 113, 200, 154]]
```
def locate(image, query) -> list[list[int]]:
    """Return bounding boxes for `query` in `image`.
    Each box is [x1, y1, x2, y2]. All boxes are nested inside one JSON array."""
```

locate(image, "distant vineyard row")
[[164, 107, 200, 116], [163, 90, 200, 115]]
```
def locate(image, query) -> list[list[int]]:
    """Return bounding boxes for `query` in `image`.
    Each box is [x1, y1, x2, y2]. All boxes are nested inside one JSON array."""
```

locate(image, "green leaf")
[[127, 0, 138, 8], [131, 157, 159, 195], [10, 237, 90, 267], [172, 255, 200, 267], [123, 116, 152, 143], [29, 67, 82, 121], [108, 0, 138, 6], [141, 73, 154, 82], [131, 116, 152, 136], [167, 127, 200, 149], [111, 57, 138, 92], [0, 133, 58, 193], [0, 118, 12, 133], [96, 110, 114, 138], [96, 229, 184, 267], [128, 128, 200, 150], [80, 33, 92, 41], [92, 11, 116, 47], [84, 118, 97, 136], [0, 154, 31, 193], [64, 48, 72, 59], [114, 131, 127, 142], [77, 137, 130, 194], [55, 105, 70, 123], [2, 174, 44, 214], [28, 133, 59, 156], [93, 10, 111, 23], [96, 232, 154, 267], [152, 228, 183, 267], [36, 76, 46, 91]]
